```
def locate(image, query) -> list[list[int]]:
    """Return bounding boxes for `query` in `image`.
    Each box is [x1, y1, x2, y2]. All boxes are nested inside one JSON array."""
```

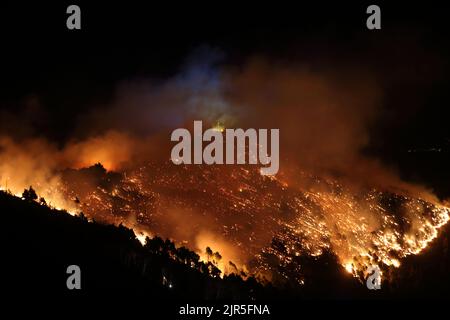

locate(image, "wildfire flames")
[[1, 157, 448, 284], [1, 57, 449, 286]]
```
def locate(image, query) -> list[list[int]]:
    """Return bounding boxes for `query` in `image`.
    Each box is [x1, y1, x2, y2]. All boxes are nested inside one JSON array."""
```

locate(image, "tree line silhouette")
[[1, 186, 449, 299]]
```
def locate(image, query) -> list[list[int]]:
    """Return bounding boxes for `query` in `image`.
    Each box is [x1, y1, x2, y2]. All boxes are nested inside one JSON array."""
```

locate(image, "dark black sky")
[[1, 2, 448, 100], [1, 1, 449, 195]]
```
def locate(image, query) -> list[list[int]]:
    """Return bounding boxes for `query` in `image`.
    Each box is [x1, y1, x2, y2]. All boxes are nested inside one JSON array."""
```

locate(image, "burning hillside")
[[1, 48, 449, 290], [13, 160, 438, 285]]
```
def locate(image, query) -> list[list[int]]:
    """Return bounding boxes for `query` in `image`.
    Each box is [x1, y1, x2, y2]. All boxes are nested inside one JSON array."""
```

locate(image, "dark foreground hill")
[[1, 190, 449, 302]]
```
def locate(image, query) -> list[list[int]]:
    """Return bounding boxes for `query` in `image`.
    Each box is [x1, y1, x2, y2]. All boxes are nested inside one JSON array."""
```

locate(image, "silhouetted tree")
[[213, 251, 222, 265], [189, 251, 200, 268], [22, 186, 37, 202], [144, 236, 164, 254], [39, 197, 47, 206], [205, 246, 213, 262], [77, 212, 88, 223], [207, 262, 222, 278], [229, 261, 238, 273], [180, 248, 200, 268], [200, 262, 209, 274], [164, 239, 176, 257], [175, 246, 188, 264]]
